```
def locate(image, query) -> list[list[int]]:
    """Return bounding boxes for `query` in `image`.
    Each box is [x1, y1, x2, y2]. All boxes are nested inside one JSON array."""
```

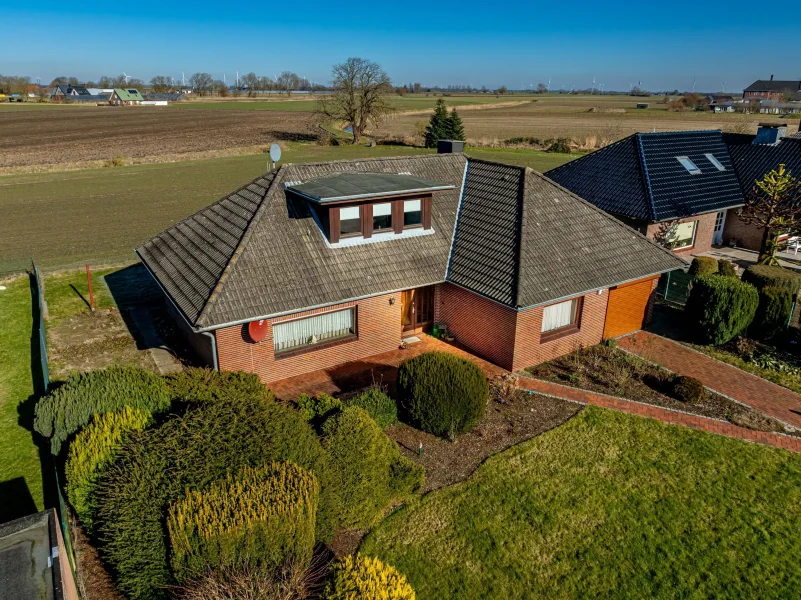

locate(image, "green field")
[[362, 407, 801, 599], [0, 276, 45, 519], [0, 143, 576, 273]]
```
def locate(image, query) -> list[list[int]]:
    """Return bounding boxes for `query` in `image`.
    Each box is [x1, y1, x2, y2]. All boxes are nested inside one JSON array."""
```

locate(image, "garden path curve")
[[617, 331, 801, 430]]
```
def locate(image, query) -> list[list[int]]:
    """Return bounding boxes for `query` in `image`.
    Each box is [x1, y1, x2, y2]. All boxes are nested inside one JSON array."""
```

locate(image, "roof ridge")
[[531, 169, 688, 265], [634, 133, 658, 221], [194, 168, 280, 326]]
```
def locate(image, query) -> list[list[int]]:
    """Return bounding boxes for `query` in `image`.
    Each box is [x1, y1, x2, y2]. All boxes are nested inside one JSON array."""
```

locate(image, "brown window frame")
[[539, 297, 584, 343], [326, 194, 433, 243], [273, 306, 359, 359]]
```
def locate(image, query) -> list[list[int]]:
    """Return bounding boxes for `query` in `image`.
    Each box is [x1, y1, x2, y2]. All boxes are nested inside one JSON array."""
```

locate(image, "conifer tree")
[[447, 108, 466, 141], [424, 99, 450, 148]]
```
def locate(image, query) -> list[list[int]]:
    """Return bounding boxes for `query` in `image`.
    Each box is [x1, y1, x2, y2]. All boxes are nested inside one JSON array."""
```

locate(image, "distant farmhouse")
[[50, 84, 91, 99], [744, 76, 801, 101], [110, 88, 145, 105]]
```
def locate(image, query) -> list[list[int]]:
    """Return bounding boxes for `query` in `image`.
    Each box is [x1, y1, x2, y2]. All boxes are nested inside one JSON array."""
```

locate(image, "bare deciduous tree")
[[316, 57, 394, 144], [276, 71, 300, 96], [189, 72, 214, 96]]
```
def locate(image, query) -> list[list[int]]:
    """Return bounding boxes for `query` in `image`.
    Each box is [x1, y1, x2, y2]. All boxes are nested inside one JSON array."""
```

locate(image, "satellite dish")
[[269, 143, 282, 163], [248, 319, 269, 342]]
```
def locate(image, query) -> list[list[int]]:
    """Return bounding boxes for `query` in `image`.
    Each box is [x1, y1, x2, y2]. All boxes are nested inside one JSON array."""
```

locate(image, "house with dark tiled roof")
[[136, 152, 684, 383], [744, 76, 801, 101], [50, 84, 91, 99], [722, 124, 801, 249], [546, 131, 745, 255]]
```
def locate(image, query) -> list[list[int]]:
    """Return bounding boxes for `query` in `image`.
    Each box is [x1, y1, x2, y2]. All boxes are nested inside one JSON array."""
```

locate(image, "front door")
[[713, 211, 726, 245], [401, 286, 434, 335]]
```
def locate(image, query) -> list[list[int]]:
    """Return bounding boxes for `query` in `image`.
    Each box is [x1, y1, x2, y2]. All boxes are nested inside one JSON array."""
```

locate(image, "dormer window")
[[285, 172, 455, 246]]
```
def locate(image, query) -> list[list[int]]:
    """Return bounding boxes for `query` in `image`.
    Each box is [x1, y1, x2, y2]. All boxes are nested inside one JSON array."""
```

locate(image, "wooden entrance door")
[[401, 286, 434, 335], [603, 277, 657, 339]]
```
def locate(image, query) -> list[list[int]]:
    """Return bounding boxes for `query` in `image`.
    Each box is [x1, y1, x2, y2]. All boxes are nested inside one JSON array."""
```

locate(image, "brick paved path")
[[618, 331, 801, 430]]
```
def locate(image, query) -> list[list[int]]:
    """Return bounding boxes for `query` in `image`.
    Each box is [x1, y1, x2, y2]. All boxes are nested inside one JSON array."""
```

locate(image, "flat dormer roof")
[[286, 171, 455, 203]]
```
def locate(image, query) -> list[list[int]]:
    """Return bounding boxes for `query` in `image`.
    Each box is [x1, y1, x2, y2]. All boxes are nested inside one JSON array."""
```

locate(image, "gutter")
[[200, 331, 219, 372]]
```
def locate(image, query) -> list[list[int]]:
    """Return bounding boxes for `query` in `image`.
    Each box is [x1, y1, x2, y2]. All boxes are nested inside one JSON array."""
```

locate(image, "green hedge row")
[[685, 275, 759, 345]]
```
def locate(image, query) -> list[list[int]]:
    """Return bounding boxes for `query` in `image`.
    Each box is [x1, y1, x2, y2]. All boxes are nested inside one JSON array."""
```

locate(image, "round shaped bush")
[[345, 387, 398, 428], [396, 351, 488, 438], [685, 275, 759, 345], [325, 554, 415, 600], [671, 376, 706, 403], [166, 367, 272, 404], [167, 461, 318, 582], [688, 256, 719, 277], [742, 265, 801, 295], [321, 407, 402, 529], [34, 366, 171, 455], [66, 406, 152, 533], [753, 285, 793, 340], [717, 259, 737, 278], [95, 394, 332, 600]]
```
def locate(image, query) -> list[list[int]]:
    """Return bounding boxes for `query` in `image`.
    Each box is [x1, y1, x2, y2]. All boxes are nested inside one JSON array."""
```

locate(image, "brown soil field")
[[0, 107, 315, 168], [374, 99, 797, 145]]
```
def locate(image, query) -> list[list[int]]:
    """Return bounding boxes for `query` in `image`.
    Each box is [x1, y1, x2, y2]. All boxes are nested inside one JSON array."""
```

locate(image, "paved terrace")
[[271, 334, 801, 453]]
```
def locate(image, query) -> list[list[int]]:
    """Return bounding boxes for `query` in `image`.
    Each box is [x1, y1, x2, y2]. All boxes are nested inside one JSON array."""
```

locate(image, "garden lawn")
[[0, 276, 44, 519], [362, 407, 801, 600]]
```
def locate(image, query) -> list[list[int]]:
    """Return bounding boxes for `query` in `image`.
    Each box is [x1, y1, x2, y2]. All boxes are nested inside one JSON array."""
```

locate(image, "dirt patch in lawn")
[[528, 344, 798, 436], [328, 391, 582, 557]]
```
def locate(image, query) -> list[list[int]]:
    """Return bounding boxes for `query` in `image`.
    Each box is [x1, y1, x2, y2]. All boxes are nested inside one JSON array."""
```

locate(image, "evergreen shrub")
[[325, 554, 415, 600], [685, 275, 759, 345], [742, 265, 801, 295], [688, 256, 719, 277], [345, 387, 398, 428], [753, 285, 793, 340]]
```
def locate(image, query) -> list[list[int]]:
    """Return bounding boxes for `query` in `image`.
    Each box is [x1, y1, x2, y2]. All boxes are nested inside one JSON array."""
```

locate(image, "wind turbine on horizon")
[[122, 72, 131, 84]]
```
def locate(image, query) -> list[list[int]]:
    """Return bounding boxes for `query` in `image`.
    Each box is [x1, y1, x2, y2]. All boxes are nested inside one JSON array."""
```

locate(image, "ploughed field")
[[0, 107, 315, 168]]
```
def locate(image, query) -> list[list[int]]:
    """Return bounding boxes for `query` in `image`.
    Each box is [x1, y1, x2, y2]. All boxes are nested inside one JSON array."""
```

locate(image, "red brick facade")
[[214, 277, 657, 383], [644, 211, 718, 256], [722, 207, 762, 250]]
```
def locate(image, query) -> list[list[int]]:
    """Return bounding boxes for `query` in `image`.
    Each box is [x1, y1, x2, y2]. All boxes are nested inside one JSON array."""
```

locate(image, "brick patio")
[[618, 330, 801, 430]]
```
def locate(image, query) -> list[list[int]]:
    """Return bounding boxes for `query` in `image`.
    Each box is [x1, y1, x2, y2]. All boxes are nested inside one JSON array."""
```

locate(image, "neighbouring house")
[[744, 76, 801, 101], [546, 131, 745, 254], [86, 87, 114, 95], [109, 88, 144, 105], [50, 84, 90, 99], [722, 124, 801, 249], [136, 152, 684, 383]]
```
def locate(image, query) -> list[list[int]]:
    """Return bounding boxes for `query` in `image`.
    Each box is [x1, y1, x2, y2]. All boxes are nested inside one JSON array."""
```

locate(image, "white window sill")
[[328, 227, 434, 248]]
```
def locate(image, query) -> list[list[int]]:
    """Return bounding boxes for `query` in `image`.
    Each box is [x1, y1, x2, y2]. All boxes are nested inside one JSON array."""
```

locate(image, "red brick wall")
[[215, 292, 402, 383], [437, 283, 517, 369], [722, 208, 763, 250], [645, 212, 717, 255], [511, 290, 609, 371]]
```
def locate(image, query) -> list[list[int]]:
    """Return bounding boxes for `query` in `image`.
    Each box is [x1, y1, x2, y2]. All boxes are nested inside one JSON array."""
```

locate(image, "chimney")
[[437, 139, 465, 154], [753, 122, 787, 146], [770, 74, 774, 81]]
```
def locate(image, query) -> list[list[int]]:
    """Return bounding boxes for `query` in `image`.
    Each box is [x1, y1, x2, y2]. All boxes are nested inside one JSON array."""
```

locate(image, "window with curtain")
[[273, 308, 355, 353], [541, 299, 579, 333], [665, 220, 697, 250], [339, 206, 361, 237], [404, 199, 422, 228], [372, 203, 393, 232]]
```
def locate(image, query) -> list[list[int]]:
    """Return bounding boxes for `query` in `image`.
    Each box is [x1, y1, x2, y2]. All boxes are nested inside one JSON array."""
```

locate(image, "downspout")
[[200, 331, 219, 372]]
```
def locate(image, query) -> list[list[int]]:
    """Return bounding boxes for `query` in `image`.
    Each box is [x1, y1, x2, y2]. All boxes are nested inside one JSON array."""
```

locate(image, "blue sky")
[[2, 1, 798, 92]]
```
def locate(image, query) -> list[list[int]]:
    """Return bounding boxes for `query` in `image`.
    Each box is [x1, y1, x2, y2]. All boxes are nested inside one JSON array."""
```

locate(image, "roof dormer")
[[285, 172, 455, 246]]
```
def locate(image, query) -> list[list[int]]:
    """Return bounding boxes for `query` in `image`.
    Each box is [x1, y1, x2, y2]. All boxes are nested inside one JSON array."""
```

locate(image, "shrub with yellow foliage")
[[325, 554, 415, 600], [167, 461, 318, 582]]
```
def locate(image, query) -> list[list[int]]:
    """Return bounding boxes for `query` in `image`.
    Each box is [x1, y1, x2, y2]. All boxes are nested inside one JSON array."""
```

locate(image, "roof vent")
[[282, 181, 303, 189], [437, 140, 465, 154], [753, 123, 787, 146], [398, 171, 412, 175]]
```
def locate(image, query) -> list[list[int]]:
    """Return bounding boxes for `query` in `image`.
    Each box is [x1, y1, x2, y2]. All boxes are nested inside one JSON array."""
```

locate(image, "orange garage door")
[[603, 277, 658, 339]]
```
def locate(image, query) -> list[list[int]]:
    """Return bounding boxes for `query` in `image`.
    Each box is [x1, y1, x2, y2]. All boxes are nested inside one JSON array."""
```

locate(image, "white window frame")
[[705, 154, 726, 171], [666, 220, 697, 250], [676, 156, 702, 175], [339, 206, 361, 238], [372, 202, 393, 233], [403, 199, 423, 229], [272, 308, 356, 354], [541, 298, 580, 333]]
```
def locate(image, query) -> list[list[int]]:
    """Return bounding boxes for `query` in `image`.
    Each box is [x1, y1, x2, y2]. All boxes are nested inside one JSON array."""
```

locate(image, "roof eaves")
[[635, 133, 659, 221]]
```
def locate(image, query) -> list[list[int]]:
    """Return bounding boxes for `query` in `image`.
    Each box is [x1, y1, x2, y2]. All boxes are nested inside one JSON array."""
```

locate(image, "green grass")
[[0, 276, 45, 519], [0, 143, 575, 273], [362, 407, 801, 599], [44, 268, 117, 326], [688, 343, 801, 395]]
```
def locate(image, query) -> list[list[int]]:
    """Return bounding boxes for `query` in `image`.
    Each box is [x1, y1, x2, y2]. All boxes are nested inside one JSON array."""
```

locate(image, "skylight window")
[[705, 154, 726, 171], [676, 156, 701, 175]]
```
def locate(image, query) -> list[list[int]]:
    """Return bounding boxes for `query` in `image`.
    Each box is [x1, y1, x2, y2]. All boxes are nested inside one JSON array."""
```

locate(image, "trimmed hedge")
[[297, 393, 342, 421], [95, 395, 332, 600], [166, 368, 272, 404], [325, 554, 415, 600], [389, 455, 425, 498], [34, 367, 171, 455], [167, 462, 318, 582], [753, 286, 793, 340], [717, 259, 737, 278], [671, 376, 706, 403], [688, 256, 719, 277], [396, 351, 488, 438], [345, 387, 398, 428], [322, 407, 407, 530], [65, 406, 152, 533], [742, 265, 801, 295], [685, 275, 759, 345]]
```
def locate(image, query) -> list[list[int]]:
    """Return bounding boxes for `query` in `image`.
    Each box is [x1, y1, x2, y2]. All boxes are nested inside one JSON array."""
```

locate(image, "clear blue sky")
[[2, 1, 798, 92]]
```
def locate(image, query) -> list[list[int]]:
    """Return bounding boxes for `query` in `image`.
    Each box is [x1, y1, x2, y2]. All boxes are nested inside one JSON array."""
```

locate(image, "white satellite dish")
[[269, 143, 282, 163]]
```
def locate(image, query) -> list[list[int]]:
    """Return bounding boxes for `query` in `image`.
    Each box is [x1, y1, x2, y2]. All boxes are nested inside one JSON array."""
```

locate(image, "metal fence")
[[656, 269, 693, 305]]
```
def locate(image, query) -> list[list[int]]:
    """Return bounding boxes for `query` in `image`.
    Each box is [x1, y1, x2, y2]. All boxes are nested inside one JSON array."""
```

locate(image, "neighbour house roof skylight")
[[286, 172, 455, 203], [705, 154, 726, 171], [676, 156, 702, 175]]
